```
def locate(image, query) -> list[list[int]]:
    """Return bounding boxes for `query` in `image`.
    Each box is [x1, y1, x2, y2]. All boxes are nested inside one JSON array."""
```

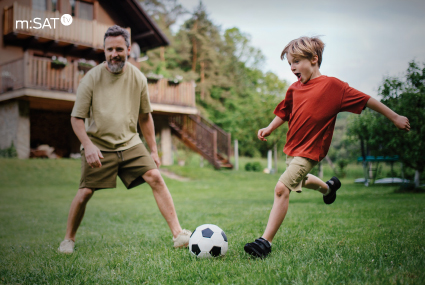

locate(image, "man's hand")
[[258, 127, 272, 141], [84, 143, 104, 168], [151, 152, 161, 168], [393, 115, 410, 132]]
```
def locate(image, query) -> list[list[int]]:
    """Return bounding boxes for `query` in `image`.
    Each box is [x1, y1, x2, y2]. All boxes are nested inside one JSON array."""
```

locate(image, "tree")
[[347, 60, 425, 187]]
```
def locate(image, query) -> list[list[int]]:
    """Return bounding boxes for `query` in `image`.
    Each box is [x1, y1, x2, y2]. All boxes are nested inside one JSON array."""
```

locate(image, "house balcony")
[[3, 2, 118, 60], [0, 54, 197, 114]]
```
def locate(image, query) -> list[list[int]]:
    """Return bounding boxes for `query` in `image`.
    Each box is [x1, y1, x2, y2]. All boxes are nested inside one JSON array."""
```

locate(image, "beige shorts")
[[79, 143, 157, 190], [278, 156, 318, 193]]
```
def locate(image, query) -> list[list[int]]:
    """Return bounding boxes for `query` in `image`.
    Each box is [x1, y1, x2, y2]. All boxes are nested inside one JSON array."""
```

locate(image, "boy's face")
[[287, 53, 319, 84]]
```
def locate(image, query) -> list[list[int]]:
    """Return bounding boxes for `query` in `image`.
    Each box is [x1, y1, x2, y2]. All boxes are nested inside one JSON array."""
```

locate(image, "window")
[[79, 1, 94, 20], [32, 0, 47, 11], [69, 0, 75, 16], [51, 0, 57, 11]]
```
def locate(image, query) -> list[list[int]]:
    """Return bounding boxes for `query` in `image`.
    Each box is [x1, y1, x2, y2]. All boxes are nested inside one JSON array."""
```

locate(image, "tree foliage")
[[139, 0, 288, 157], [347, 60, 425, 184]]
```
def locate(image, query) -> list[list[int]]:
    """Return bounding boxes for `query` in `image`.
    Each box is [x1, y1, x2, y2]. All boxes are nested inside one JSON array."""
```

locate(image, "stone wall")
[[0, 100, 30, 158]]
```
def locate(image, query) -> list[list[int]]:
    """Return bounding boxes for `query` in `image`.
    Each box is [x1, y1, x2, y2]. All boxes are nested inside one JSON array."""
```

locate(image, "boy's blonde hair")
[[281, 36, 325, 67]]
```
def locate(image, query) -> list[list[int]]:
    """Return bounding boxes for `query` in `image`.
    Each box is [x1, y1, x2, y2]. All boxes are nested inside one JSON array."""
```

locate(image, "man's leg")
[[65, 188, 94, 241], [142, 169, 183, 238], [262, 181, 290, 243], [59, 188, 94, 253]]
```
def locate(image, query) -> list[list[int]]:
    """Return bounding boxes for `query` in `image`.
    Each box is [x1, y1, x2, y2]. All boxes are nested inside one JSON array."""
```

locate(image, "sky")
[[175, 0, 425, 99]]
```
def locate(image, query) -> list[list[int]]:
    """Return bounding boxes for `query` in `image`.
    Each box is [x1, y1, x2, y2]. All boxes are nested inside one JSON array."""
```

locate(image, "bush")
[[245, 162, 262, 172], [0, 142, 17, 158], [245, 162, 252, 171]]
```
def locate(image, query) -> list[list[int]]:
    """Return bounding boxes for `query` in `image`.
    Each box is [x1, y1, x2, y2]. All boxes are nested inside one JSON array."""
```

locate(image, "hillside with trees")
[[139, 0, 288, 157]]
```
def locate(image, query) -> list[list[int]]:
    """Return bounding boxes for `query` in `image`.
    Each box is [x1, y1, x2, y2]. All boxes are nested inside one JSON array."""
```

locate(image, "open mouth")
[[295, 73, 301, 81]]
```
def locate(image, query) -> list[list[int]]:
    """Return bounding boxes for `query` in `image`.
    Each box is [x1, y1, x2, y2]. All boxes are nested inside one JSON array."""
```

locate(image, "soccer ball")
[[189, 224, 228, 258]]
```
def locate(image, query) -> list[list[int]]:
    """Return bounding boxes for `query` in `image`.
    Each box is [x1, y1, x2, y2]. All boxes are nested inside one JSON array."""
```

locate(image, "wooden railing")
[[0, 56, 196, 108], [169, 114, 232, 169], [148, 79, 196, 107], [0, 58, 24, 93], [3, 2, 114, 49], [192, 115, 231, 159]]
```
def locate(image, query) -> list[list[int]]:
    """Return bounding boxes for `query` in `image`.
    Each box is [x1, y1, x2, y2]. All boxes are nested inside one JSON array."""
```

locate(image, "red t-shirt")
[[274, 76, 371, 161]]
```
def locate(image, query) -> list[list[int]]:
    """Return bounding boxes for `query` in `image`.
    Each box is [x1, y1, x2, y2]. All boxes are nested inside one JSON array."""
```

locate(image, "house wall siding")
[[0, 0, 29, 64]]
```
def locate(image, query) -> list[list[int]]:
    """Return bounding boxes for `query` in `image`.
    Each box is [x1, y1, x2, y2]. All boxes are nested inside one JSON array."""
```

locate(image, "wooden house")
[[0, 0, 232, 169]]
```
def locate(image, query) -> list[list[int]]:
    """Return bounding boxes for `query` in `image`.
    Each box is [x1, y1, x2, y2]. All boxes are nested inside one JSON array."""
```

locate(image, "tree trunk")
[[191, 20, 198, 72], [324, 156, 335, 172], [160, 46, 165, 62], [414, 170, 421, 188], [200, 60, 205, 100], [318, 161, 323, 178]]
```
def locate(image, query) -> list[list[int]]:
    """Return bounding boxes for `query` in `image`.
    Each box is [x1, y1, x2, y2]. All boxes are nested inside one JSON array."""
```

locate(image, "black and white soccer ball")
[[189, 224, 228, 258]]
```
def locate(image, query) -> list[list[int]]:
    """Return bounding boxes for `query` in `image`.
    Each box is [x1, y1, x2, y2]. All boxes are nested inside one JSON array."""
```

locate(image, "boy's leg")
[[142, 169, 190, 247], [303, 174, 329, 194], [262, 181, 290, 242], [244, 181, 289, 258], [303, 174, 342, 204]]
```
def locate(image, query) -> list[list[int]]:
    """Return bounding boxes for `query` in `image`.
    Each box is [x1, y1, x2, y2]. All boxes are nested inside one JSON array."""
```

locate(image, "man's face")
[[104, 35, 130, 73]]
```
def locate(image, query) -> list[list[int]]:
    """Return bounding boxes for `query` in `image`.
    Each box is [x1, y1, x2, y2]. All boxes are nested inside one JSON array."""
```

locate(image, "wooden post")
[[274, 143, 278, 174], [213, 130, 217, 163], [227, 132, 231, 161], [267, 150, 272, 172], [23, 51, 29, 88], [234, 139, 239, 171]]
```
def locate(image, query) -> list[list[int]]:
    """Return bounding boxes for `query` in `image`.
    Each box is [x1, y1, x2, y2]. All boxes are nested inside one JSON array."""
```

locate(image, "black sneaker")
[[244, 237, 271, 258], [323, 176, 341, 205]]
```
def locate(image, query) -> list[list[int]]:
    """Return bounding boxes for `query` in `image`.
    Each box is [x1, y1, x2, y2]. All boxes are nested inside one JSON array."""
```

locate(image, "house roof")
[[101, 0, 170, 51]]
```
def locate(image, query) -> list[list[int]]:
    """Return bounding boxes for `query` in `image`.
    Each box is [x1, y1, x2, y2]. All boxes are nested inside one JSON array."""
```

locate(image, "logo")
[[15, 14, 73, 30], [61, 14, 73, 26]]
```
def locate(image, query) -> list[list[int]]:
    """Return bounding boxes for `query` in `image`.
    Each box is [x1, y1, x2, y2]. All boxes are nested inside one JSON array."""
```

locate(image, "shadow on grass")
[[393, 184, 425, 194]]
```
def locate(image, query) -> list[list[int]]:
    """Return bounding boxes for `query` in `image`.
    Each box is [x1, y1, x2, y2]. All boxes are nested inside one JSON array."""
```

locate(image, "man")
[[58, 25, 191, 254]]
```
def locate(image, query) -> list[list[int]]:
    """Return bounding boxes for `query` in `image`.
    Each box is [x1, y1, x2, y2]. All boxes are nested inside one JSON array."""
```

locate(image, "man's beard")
[[107, 57, 126, 73]]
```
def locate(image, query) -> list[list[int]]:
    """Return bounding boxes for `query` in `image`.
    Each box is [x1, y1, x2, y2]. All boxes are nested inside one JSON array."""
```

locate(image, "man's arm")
[[366, 98, 410, 131], [138, 112, 161, 167], [258, 116, 286, 141], [70, 116, 103, 168]]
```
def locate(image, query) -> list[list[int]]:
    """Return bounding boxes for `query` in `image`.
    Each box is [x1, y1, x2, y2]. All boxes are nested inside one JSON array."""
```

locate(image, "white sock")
[[322, 184, 331, 196]]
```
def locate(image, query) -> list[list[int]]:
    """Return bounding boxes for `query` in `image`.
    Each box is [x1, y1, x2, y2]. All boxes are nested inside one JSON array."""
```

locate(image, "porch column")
[[0, 100, 30, 158], [161, 123, 173, 166]]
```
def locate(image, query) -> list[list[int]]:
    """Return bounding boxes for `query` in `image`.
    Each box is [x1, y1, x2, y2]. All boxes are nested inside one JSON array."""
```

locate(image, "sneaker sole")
[[244, 244, 267, 258]]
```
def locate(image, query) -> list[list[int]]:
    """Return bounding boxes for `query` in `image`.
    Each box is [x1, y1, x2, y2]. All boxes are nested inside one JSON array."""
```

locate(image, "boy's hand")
[[258, 127, 272, 141], [393, 115, 410, 132]]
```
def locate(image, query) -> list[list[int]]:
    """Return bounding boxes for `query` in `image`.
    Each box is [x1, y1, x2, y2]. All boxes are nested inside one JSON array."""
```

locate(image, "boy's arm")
[[366, 98, 410, 131], [258, 116, 286, 141]]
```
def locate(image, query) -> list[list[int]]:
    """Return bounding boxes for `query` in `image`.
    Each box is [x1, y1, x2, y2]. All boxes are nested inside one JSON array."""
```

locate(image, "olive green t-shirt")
[[71, 62, 152, 151]]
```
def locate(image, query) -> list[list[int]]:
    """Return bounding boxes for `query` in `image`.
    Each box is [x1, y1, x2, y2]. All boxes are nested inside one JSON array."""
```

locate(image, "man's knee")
[[77, 188, 94, 203], [143, 169, 164, 186], [275, 182, 290, 199]]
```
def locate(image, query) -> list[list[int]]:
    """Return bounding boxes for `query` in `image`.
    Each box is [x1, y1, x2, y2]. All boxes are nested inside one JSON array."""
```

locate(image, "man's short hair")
[[104, 25, 130, 48], [281, 36, 325, 67]]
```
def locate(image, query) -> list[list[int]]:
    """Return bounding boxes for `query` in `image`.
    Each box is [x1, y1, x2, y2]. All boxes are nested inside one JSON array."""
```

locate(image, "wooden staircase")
[[169, 114, 233, 169]]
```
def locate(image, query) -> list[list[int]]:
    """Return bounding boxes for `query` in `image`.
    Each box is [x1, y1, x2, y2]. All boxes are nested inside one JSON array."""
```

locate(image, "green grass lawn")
[[0, 157, 424, 284]]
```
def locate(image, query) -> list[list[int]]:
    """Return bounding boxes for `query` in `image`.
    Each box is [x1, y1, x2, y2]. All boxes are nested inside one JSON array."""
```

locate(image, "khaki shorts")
[[79, 143, 157, 190], [278, 156, 318, 193]]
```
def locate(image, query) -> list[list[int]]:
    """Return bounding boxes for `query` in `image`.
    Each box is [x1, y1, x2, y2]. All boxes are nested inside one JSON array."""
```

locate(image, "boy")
[[243, 36, 410, 258]]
